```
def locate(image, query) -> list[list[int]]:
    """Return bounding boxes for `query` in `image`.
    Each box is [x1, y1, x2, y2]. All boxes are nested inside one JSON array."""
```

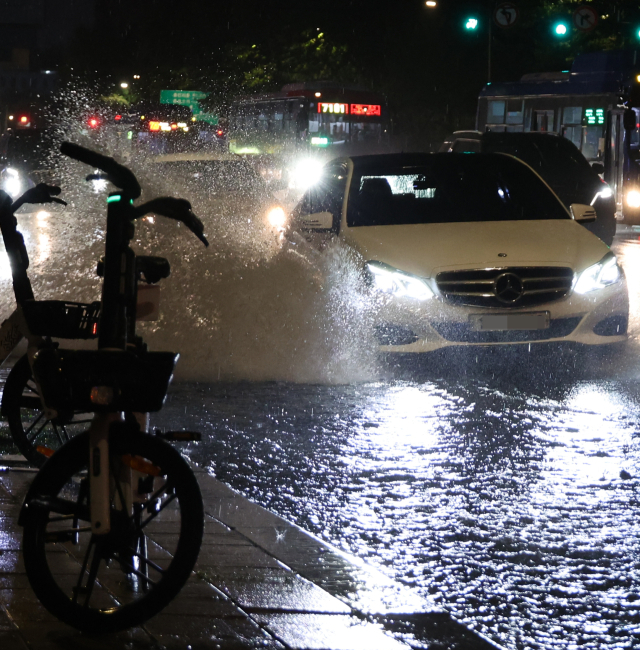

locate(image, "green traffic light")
[[553, 22, 568, 36], [465, 17, 479, 30]]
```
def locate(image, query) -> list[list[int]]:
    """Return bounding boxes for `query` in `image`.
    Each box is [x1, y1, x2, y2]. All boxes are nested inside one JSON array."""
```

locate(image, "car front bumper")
[[373, 279, 629, 353]]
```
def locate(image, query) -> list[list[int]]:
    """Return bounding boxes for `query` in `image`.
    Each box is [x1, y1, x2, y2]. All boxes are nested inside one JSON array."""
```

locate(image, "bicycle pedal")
[[156, 430, 202, 442]]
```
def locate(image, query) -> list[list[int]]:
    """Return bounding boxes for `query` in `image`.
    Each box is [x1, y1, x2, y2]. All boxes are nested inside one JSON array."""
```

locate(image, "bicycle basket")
[[22, 300, 100, 340], [32, 348, 178, 413]]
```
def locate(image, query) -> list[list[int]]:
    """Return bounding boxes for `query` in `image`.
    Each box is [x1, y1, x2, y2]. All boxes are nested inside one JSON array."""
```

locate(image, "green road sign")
[[159, 90, 218, 124]]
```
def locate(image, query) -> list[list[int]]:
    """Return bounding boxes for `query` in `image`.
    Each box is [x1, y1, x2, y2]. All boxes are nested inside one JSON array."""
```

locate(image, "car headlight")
[[625, 189, 640, 209], [1, 168, 22, 198], [266, 205, 287, 230], [591, 186, 613, 204], [289, 158, 324, 190], [366, 261, 434, 300], [574, 253, 622, 294]]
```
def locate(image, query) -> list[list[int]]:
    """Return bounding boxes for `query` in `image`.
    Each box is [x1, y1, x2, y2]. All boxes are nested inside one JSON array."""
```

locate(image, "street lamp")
[[120, 82, 129, 89], [425, 1, 437, 7]]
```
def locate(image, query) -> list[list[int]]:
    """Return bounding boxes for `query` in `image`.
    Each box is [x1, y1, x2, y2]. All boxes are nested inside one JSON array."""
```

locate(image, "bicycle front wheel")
[[2, 354, 92, 466], [21, 431, 204, 633]]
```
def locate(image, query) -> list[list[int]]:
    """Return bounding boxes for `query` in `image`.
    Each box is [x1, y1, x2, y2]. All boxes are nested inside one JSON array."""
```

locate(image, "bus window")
[[582, 126, 603, 160], [488, 101, 505, 123], [533, 110, 554, 132], [563, 125, 582, 150], [506, 100, 524, 125], [563, 107, 582, 124]]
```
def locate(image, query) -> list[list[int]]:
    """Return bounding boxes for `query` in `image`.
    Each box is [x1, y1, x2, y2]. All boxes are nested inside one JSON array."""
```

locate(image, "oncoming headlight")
[[625, 189, 640, 209], [574, 253, 622, 294], [289, 158, 324, 190], [2, 168, 22, 198], [366, 261, 434, 300], [266, 206, 287, 230]]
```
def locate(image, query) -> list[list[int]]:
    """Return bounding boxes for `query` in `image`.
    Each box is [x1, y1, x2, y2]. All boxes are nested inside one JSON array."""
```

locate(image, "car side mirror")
[[591, 162, 604, 175], [570, 203, 597, 223], [298, 211, 334, 230]]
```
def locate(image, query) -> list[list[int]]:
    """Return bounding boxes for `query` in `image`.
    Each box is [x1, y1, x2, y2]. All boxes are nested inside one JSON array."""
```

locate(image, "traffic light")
[[553, 21, 569, 37], [465, 16, 479, 30]]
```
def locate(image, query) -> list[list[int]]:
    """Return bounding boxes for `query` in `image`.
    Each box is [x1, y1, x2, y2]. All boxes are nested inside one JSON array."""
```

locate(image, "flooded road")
[[1, 176, 640, 649]]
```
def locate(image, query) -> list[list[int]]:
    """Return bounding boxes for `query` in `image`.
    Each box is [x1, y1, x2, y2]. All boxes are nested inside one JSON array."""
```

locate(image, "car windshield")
[[347, 153, 571, 227]]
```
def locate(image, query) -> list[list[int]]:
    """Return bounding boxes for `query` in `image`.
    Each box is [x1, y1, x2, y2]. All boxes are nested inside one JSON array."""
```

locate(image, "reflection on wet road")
[[2, 195, 640, 649], [157, 361, 640, 650]]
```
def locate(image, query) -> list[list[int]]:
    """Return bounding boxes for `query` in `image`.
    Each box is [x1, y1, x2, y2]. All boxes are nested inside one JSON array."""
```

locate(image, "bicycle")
[[17, 142, 209, 633], [0, 183, 101, 465]]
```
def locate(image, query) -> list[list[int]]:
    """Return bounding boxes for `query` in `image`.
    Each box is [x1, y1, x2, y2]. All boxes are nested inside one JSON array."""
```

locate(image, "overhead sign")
[[317, 102, 381, 116], [573, 6, 598, 32], [159, 90, 218, 124], [494, 3, 518, 28]]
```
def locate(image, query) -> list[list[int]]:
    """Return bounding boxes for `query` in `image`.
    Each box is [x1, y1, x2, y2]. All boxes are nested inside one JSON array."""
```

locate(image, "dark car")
[[439, 131, 617, 245]]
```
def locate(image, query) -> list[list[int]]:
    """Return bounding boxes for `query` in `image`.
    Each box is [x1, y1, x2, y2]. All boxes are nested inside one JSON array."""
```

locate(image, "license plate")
[[470, 312, 550, 331]]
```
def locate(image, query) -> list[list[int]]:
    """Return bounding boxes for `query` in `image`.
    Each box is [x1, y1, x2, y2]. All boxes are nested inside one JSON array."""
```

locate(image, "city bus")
[[227, 81, 390, 188], [476, 49, 640, 224]]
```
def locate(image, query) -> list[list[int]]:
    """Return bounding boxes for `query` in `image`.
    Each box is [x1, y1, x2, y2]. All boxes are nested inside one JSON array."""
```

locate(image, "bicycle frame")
[[89, 190, 141, 535]]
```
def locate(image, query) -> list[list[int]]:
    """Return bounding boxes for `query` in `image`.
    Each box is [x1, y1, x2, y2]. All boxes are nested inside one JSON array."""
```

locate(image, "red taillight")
[[149, 121, 161, 131], [217, 129, 224, 136], [92, 322, 98, 335], [170, 123, 178, 130], [19, 115, 29, 124], [88, 117, 100, 129], [114, 114, 122, 122]]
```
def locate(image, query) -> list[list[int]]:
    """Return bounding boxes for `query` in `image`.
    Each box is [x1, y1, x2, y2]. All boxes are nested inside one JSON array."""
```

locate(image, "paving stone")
[[0, 460, 501, 650], [254, 613, 410, 650], [204, 567, 351, 615]]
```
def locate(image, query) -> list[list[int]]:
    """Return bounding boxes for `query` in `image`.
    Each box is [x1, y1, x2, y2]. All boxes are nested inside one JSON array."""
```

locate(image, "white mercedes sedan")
[[289, 153, 629, 353]]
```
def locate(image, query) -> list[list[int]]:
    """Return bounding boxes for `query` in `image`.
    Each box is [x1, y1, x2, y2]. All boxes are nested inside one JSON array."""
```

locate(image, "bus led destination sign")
[[583, 107, 605, 125], [318, 103, 381, 116]]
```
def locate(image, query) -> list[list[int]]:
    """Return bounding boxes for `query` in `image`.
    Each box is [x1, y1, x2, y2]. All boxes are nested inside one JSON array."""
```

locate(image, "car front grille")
[[431, 317, 582, 343], [436, 267, 574, 308]]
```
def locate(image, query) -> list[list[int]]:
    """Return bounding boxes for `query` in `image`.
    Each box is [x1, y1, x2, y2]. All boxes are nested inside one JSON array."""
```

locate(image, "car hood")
[[341, 220, 609, 277]]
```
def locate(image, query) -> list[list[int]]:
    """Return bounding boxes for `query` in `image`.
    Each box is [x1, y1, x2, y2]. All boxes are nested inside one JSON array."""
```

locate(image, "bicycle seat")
[[137, 256, 171, 284]]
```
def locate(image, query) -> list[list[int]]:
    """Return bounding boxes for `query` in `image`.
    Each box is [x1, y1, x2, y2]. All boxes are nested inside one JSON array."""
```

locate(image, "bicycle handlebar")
[[11, 184, 67, 213], [135, 198, 209, 247], [60, 142, 141, 199]]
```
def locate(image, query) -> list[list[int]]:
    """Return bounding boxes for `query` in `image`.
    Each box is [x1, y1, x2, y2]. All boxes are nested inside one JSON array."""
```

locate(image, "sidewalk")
[[0, 454, 503, 650]]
